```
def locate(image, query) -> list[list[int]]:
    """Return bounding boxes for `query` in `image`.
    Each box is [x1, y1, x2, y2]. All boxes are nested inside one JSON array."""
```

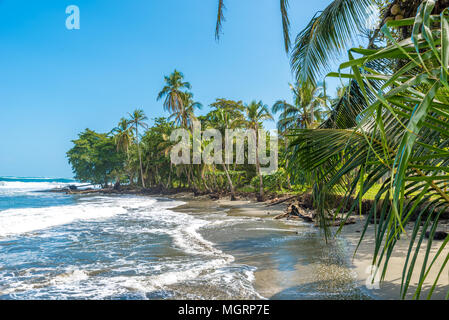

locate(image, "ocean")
[[0, 177, 370, 300]]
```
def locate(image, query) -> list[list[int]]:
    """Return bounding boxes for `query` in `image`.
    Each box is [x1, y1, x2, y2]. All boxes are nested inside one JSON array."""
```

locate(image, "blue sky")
[[0, 0, 343, 178]]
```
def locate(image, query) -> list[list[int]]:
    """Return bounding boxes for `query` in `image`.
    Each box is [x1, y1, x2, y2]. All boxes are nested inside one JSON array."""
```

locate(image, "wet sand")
[[171, 194, 369, 299], [171, 193, 449, 300]]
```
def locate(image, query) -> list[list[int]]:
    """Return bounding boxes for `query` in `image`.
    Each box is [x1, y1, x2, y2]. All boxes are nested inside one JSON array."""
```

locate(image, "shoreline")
[[54, 187, 449, 300], [165, 192, 449, 300]]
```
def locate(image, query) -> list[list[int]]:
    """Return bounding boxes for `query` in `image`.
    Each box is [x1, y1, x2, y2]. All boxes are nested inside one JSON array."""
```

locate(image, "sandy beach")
[[342, 219, 449, 300], [171, 193, 449, 300]]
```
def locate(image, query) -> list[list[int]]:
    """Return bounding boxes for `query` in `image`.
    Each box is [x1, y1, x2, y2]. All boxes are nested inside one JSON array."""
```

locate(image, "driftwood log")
[[275, 201, 356, 226]]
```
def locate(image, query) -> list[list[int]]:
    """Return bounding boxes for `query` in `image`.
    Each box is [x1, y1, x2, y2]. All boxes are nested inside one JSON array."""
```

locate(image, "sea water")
[[0, 177, 369, 300]]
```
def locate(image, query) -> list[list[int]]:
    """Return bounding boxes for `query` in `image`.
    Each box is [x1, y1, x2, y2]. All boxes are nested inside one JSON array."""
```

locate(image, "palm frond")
[[290, 0, 449, 299], [290, 0, 375, 85], [280, 0, 291, 52], [215, 0, 226, 41]]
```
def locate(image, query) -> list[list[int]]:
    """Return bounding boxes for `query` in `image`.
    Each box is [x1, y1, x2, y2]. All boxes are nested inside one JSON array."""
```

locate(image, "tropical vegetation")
[[66, 0, 449, 299], [217, 0, 449, 300]]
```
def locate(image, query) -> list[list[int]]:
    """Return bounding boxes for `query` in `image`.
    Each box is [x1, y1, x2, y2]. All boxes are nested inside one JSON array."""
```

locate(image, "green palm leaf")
[[291, 0, 449, 299], [215, 0, 292, 53], [290, 0, 375, 85]]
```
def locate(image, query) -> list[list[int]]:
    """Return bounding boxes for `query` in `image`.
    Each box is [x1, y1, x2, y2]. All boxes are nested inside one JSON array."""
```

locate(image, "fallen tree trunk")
[[275, 201, 356, 226]]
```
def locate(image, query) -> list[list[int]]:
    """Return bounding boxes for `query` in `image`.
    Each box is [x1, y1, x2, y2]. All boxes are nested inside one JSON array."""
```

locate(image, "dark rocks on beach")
[[425, 231, 448, 241], [48, 185, 78, 193]]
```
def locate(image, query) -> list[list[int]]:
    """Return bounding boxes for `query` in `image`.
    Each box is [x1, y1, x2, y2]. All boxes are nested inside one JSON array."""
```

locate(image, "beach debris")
[[289, 202, 316, 222], [266, 195, 298, 207], [273, 201, 314, 221], [209, 193, 220, 200], [275, 200, 356, 227], [274, 212, 289, 220], [66, 189, 101, 195]]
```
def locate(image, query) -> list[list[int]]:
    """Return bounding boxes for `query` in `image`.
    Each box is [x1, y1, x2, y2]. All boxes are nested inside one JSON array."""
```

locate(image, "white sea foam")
[[0, 182, 261, 299], [0, 194, 160, 238], [0, 180, 87, 199], [0, 181, 80, 191], [0, 202, 126, 237], [50, 269, 89, 285]]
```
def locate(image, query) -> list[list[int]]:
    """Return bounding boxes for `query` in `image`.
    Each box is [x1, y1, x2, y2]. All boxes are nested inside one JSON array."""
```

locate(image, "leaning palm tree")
[[128, 109, 148, 188], [244, 101, 274, 202], [291, 0, 449, 299]]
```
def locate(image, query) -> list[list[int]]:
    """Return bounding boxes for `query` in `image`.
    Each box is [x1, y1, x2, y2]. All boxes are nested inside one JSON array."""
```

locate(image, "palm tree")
[[158, 71, 203, 190], [157, 70, 192, 125], [290, 0, 449, 84], [168, 92, 202, 130], [111, 118, 133, 155], [244, 101, 274, 202], [208, 99, 245, 200], [291, 1, 449, 298], [272, 83, 328, 189], [273, 82, 329, 131], [215, 0, 292, 52], [111, 118, 134, 185], [290, 0, 375, 85], [128, 109, 148, 188], [215, 0, 375, 85], [158, 71, 202, 189], [216, 1, 449, 85]]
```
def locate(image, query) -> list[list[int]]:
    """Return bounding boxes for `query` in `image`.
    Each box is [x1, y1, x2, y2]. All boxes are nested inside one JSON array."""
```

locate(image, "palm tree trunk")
[[166, 164, 172, 190], [255, 158, 264, 202], [222, 164, 236, 200], [136, 125, 146, 188], [284, 135, 292, 189], [201, 165, 211, 192], [184, 165, 191, 189], [255, 124, 264, 202]]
